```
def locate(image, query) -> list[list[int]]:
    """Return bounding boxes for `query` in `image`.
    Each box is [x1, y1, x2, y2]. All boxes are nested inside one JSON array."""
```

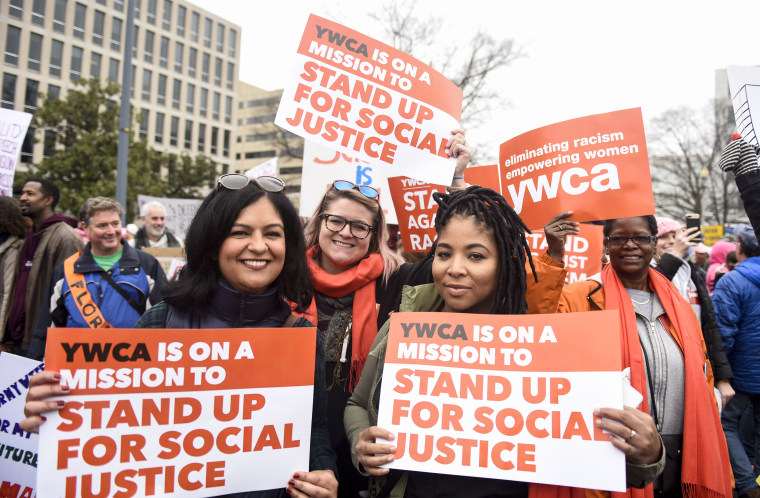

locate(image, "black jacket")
[[133, 227, 182, 249]]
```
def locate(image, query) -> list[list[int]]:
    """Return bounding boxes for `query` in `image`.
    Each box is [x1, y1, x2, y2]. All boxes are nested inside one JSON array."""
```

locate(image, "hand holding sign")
[[543, 212, 580, 263], [20, 371, 67, 434], [355, 426, 397, 476], [594, 406, 661, 466]]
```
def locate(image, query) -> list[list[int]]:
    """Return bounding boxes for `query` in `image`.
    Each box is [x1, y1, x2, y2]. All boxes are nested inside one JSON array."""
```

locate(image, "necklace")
[[630, 293, 652, 305]]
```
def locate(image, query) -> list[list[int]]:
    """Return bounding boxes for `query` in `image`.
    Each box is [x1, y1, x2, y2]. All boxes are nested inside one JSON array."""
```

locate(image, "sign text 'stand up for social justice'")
[[38, 327, 316, 498], [499, 108, 654, 229], [0, 353, 44, 498], [275, 14, 463, 186], [376, 311, 626, 491]]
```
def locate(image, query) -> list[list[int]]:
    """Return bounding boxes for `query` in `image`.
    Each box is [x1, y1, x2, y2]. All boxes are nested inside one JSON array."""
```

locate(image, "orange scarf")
[[297, 245, 384, 392], [531, 265, 730, 498]]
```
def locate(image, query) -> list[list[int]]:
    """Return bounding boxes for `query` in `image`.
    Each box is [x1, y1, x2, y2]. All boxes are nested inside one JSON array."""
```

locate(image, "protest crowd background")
[[2, 3, 760, 498]]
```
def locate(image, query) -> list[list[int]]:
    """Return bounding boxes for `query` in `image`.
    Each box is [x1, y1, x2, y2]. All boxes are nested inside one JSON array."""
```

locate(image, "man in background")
[[132, 200, 183, 249]]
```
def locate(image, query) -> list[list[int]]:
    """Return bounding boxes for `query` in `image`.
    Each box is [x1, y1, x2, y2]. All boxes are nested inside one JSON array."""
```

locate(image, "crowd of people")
[[2, 132, 760, 498]]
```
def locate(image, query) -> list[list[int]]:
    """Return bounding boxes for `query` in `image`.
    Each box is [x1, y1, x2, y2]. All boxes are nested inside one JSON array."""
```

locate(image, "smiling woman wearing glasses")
[[301, 130, 470, 497], [556, 216, 732, 498]]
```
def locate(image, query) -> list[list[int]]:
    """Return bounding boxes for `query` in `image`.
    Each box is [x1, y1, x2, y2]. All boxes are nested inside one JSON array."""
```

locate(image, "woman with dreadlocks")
[[344, 187, 662, 497]]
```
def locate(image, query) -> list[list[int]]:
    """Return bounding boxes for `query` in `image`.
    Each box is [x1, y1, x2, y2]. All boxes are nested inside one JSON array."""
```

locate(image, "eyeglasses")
[[216, 174, 286, 193], [321, 214, 373, 239], [332, 180, 379, 200], [605, 235, 656, 247]]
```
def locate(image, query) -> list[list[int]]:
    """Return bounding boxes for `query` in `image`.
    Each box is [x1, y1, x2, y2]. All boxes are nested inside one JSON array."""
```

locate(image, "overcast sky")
[[192, 0, 759, 163]]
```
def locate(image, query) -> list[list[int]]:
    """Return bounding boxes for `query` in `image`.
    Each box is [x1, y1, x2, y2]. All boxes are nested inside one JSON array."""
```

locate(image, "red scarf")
[[531, 265, 731, 498], [297, 246, 384, 392]]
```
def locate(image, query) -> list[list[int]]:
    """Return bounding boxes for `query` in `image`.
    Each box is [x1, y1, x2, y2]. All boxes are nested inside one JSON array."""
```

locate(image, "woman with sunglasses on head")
[[556, 216, 731, 498], [21, 175, 338, 498], [345, 191, 663, 498]]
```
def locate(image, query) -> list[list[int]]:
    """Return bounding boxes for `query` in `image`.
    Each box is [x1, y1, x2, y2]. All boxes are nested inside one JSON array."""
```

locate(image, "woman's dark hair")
[[162, 185, 313, 312], [603, 215, 658, 238], [0, 196, 29, 238], [408, 186, 535, 315]]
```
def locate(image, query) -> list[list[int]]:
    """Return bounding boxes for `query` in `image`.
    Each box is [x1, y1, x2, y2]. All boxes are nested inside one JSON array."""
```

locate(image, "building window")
[[188, 48, 197, 78], [90, 52, 102, 79], [24, 79, 39, 113], [172, 79, 181, 109], [32, 0, 46, 26], [53, 0, 67, 33], [162, 0, 171, 30], [184, 119, 192, 149], [186, 83, 194, 113], [225, 96, 232, 124], [174, 41, 183, 73], [139, 109, 149, 139], [113, 0, 123, 11], [199, 88, 207, 117], [159, 36, 169, 68], [4, 26, 21, 67], [130, 64, 135, 96], [201, 53, 210, 82], [142, 69, 151, 101], [47, 84, 60, 100], [111, 18, 123, 51], [203, 18, 212, 48], [155, 112, 164, 143], [144, 30, 154, 63], [108, 57, 119, 82], [228, 28, 236, 58], [198, 123, 205, 152], [157, 74, 166, 105], [132, 26, 139, 58], [134, 0, 141, 18], [21, 128, 35, 164], [9, 0, 23, 19], [170, 116, 178, 146], [176, 5, 186, 36], [70, 46, 83, 81], [44, 129, 56, 157], [190, 11, 199, 42], [226, 62, 234, 90], [146, 0, 156, 24], [214, 58, 222, 86], [212, 92, 220, 120], [216, 24, 224, 52], [2, 74, 17, 109], [211, 126, 218, 154], [73, 3, 86, 40], [93, 10, 105, 45], [223, 129, 229, 157], [50, 40, 64, 77], [96, 0, 104, 3]]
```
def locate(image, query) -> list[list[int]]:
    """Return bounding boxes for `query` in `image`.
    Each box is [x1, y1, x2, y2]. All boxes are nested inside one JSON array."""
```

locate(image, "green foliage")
[[17, 79, 216, 218]]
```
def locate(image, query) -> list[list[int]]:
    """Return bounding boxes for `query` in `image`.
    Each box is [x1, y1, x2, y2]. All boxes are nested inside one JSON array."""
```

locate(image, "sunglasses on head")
[[331, 180, 379, 200], [216, 174, 286, 193]]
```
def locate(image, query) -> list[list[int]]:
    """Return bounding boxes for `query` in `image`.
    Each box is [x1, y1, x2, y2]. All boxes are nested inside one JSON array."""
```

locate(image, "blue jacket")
[[27, 240, 166, 360], [712, 256, 760, 393]]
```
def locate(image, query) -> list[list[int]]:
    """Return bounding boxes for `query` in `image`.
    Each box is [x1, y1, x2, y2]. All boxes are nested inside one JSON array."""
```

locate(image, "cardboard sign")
[[299, 140, 398, 224], [137, 195, 203, 240], [702, 225, 724, 247], [38, 327, 316, 497], [0, 109, 33, 197], [499, 108, 654, 229], [387, 177, 446, 253], [376, 311, 625, 491], [276, 14, 463, 186], [0, 353, 44, 498], [525, 225, 604, 284]]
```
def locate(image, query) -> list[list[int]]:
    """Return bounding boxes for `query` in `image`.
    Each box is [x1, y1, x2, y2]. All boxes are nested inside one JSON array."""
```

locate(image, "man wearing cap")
[[712, 223, 760, 498]]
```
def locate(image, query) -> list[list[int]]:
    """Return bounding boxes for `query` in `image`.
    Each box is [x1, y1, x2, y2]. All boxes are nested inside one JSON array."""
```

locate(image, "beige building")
[[2, 0, 239, 176], [234, 82, 304, 205]]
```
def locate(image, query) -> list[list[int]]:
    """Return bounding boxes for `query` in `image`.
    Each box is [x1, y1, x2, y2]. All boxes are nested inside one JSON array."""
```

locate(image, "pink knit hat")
[[655, 216, 681, 238]]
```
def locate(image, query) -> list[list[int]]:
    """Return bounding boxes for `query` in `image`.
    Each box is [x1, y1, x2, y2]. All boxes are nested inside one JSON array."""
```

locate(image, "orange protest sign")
[[276, 14, 463, 185], [387, 176, 445, 253], [499, 108, 654, 229], [464, 164, 500, 191], [525, 224, 604, 284], [39, 327, 316, 497], [376, 311, 627, 490]]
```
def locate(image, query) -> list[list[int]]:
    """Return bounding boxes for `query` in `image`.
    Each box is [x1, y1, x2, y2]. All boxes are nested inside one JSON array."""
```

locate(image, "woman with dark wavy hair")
[[0, 196, 28, 350]]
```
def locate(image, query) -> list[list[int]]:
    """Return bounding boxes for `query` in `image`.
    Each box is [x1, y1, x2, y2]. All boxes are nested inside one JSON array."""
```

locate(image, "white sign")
[[0, 109, 33, 196], [300, 140, 398, 224], [244, 157, 278, 179], [137, 195, 203, 239], [727, 65, 760, 147], [0, 353, 44, 497]]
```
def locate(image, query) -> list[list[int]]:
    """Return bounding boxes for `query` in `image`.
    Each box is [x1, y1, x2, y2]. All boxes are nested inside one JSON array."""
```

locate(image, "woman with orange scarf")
[[557, 216, 732, 498]]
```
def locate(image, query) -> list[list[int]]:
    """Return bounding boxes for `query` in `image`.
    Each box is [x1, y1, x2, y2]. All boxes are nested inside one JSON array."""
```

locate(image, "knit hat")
[[655, 216, 681, 238], [694, 243, 709, 254], [734, 224, 759, 253]]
